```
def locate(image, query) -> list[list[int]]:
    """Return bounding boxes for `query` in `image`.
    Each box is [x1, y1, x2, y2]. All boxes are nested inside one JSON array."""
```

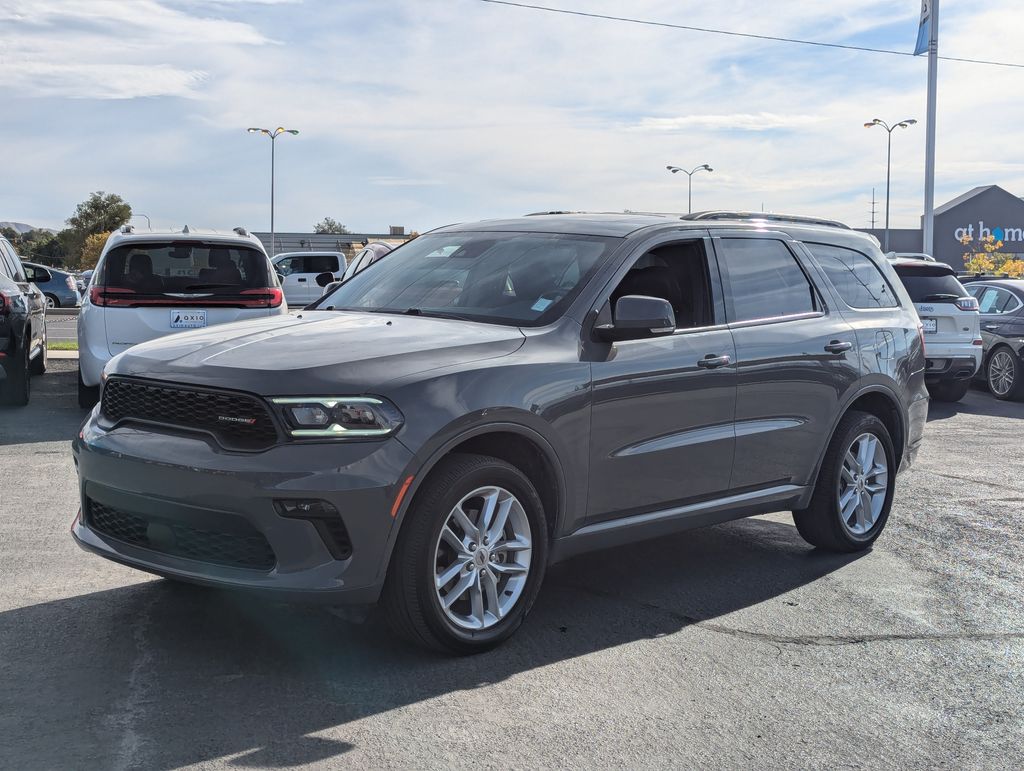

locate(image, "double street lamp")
[[666, 164, 713, 214], [247, 126, 300, 256], [864, 118, 916, 252]]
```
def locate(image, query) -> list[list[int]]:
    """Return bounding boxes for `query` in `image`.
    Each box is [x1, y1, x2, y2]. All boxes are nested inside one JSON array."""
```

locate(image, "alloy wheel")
[[433, 485, 532, 631], [989, 350, 1015, 397], [837, 432, 888, 536]]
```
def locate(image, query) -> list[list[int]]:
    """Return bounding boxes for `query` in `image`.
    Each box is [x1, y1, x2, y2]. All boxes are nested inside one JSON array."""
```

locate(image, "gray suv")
[[72, 213, 928, 653]]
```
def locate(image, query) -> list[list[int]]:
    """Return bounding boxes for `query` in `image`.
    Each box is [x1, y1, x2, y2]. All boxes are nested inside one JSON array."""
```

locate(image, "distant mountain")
[[0, 222, 56, 234]]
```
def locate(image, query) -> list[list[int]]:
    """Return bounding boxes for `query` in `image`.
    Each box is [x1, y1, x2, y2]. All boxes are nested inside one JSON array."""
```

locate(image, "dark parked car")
[[72, 213, 927, 653], [0, 236, 47, 405], [22, 261, 81, 308], [962, 278, 1024, 399]]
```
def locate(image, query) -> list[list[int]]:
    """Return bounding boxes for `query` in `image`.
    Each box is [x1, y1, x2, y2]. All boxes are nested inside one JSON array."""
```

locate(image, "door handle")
[[824, 340, 853, 354], [984, 323, 998, 331], [697, 353, 731, 369]]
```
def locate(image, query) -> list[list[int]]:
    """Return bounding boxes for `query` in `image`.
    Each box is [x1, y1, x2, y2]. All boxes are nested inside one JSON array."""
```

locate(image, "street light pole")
[[666, 164, 713, 214], [247, 126, 300, 256], [864, 118, 916, 253]]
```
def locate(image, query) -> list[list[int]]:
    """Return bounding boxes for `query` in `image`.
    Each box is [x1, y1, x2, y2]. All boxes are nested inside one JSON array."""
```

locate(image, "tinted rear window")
[[806, 243, 898, 309], [100, 242, 271, 295], [716, 238, 817, 322], [892, 266, 967, 303]]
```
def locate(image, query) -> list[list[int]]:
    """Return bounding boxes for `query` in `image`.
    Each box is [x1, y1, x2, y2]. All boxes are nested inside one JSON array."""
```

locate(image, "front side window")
[[806, 243, 898, 308], [716, 238, 817, 323], [274, 256, 304, 276], [318, 231, 617, 326]]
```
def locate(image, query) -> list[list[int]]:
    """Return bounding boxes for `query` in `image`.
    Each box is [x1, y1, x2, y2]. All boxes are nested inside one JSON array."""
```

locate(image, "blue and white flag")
[[914, 0, 931, 55]]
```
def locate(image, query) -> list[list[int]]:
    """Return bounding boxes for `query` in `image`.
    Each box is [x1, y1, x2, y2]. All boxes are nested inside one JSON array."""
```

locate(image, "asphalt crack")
[[568, 583, 1024, 648]]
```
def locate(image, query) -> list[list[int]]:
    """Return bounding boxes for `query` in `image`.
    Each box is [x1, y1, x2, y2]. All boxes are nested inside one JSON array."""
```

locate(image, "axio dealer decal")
[[954, 221, 1024, 242]]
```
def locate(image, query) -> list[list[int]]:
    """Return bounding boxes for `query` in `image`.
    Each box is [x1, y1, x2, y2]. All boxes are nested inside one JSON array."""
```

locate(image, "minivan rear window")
[[100, 242, 272, 296], [892, 265, 968, 303]]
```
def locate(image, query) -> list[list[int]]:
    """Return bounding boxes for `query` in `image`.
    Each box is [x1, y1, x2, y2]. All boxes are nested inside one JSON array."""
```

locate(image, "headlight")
[[270, 396, 403, 439]]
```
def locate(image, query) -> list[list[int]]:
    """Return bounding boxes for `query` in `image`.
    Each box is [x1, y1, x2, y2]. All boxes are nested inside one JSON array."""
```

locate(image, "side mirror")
[[321, 280, 343, 296], [596, 295, 676, 342], [315, 271, 335, 288]]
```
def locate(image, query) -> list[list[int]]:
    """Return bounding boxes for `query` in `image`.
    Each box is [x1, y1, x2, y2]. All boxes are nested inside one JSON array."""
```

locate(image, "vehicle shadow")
[[1, 518, 863, 768], [0, 363, 87, 446], [926, 385, 1024, 422]]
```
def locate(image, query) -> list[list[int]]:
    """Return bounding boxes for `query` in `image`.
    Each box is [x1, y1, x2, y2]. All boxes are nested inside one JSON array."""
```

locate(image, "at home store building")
[[859, 185, 1024, 270]]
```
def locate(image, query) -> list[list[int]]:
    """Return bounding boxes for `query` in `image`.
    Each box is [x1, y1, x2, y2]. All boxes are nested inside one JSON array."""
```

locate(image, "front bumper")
[[71, 414, 413, 604]]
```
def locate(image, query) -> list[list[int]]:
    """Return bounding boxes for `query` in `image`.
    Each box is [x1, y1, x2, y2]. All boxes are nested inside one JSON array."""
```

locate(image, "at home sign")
[[954, 222, 1024, 242]]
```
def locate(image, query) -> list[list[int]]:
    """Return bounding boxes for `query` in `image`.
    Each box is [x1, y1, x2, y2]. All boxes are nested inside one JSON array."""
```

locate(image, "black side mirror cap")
[[596, 295, 676, 342], [315, 271, 335, 287]]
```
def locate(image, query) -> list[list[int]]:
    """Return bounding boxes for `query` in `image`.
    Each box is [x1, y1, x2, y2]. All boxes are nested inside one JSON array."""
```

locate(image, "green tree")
[[0, 226, 19, 244], [313, 217, 350, 234], [66, 191, 132, 235]]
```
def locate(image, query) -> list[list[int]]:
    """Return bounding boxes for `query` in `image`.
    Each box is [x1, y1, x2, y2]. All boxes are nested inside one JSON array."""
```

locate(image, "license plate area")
[[921, 318, 937, 334], [170, 309, 208, 329]]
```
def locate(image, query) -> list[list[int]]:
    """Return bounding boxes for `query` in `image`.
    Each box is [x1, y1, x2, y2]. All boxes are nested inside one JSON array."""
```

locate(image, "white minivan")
[[78, 226, 287, 407], [272, 251, 346, 306]]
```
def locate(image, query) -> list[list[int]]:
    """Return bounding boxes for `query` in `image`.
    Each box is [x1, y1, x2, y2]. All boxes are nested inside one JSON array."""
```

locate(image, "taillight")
[[973, 338, 984, 346], [955, 296, 979, 312], [0, 291, 9, 316], [65, 275, 76, 292], [239, 287, 283, 308], [89, 286, 137, 307]]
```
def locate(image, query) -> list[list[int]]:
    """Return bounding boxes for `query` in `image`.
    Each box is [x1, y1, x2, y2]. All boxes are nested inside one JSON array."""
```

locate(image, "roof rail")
[[523, 210, 583, 216], [681, 211, 852, 230], [233, 226, 249, 237]]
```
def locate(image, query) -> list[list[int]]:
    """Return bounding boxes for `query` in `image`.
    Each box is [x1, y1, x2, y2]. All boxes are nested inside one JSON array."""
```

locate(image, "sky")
[[1, 0, 1022, 234]]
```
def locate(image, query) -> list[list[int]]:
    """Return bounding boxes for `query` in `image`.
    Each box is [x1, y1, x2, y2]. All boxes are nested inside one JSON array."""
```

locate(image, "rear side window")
[[716, 238, 817, 323], [973, 286, 1020, 314], [100, 242, 272, 296], [306, 254, 339, 273], [806, 243, 898, 309], [892, 265, 968, 303]]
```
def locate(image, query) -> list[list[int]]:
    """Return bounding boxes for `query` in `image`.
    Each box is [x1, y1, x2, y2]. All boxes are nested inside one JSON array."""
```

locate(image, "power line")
[[476, 0, 1024, 70]]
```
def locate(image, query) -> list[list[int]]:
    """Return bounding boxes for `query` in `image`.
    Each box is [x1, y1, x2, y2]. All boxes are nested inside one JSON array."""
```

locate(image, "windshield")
[[315, 231, 618, 325], [100, 242, 272, 295]]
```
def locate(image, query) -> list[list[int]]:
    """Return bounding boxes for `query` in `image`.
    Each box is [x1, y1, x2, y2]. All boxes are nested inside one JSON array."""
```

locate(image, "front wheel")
[[381, 453, 548, 654], [793, 410, 895, 552], [927, 379, 970, 402]]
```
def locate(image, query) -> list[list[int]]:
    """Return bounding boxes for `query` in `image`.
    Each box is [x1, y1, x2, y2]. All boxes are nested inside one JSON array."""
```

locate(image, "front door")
[[586, 236, 738, 523]]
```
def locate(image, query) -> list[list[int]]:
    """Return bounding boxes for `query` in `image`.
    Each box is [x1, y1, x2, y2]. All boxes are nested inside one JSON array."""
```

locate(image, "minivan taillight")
[[239, 287, 284, 308], [89, 286, 137, 307], [955, 296, 979, 312], [0, 291, 10, 316]]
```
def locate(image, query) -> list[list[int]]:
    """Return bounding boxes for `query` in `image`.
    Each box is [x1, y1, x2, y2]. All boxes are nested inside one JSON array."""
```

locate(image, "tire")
[[44, 294, 59, 309], [78, 366, 100, 409], [927, 379, 969, 402], [29, 337, 47, 376], [793, 410, 895, 552], [1, 341, 30, 407], [381, 453, 548, 654], [986, 346, 1024, 401]]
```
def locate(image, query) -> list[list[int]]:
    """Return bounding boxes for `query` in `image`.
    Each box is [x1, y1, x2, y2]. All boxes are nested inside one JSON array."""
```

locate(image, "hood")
[[110, 311, 526, 394]]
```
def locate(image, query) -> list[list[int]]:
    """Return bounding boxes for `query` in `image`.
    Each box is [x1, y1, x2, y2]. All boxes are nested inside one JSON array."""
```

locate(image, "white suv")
[[890, 258, 981, 402], [272, 251, 346, 306], [78, 226, 286, 407]]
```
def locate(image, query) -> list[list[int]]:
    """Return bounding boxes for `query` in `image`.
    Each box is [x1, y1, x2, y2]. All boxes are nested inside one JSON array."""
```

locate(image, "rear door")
[[893, 264, 973, 342], [972, 284, 1023, 344], [710, 232, 859, 492], [95, 240, 281, 359]]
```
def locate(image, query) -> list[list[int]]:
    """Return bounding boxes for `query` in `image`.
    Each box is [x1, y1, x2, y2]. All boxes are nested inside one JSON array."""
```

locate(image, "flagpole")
[[922, 0, 939, 256]]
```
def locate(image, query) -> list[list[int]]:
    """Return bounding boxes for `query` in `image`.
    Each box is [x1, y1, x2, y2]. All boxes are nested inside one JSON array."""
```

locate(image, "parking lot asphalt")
[[1, 362, 1022, 769]]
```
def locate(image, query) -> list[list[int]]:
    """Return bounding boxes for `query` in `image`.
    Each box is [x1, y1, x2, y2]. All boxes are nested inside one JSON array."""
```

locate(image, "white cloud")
[[629, 113, 824, 132]]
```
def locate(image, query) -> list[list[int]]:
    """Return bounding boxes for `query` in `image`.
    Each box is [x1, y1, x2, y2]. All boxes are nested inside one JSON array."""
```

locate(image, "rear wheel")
[[1, 341, 30, 407], [381, 453, 548, 654], [987, 347, 1024, 401], [44, 294, 59, 309], [927, 379, 969, 402], [793, 410, 895, 552], [78, 366, 99, 409]]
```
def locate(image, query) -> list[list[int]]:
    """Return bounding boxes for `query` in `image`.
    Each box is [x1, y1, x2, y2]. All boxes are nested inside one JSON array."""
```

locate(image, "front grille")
[[101, 377, 278, 451], [86, 499, 276, 571]]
